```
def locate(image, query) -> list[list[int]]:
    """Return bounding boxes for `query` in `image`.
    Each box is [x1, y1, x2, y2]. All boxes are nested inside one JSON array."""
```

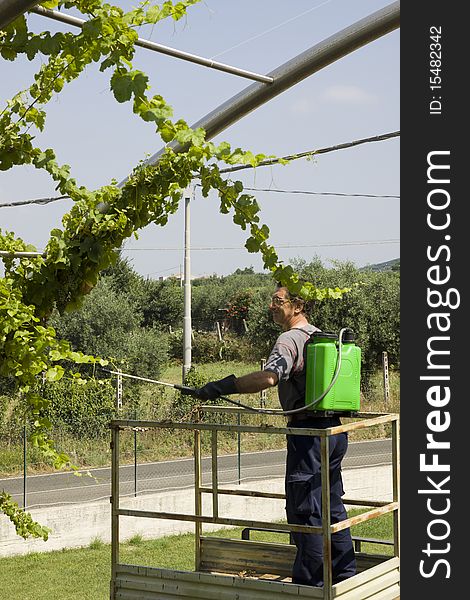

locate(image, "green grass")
[[0, 511, 393, 600]]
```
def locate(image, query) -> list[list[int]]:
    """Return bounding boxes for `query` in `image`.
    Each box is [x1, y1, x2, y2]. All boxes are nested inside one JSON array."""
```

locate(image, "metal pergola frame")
[[1, 1, 400, 177], [110, 408, 400, 600]]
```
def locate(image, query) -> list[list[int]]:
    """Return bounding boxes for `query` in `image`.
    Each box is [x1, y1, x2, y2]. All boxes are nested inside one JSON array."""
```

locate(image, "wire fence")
[[0, 420, 393, 512]]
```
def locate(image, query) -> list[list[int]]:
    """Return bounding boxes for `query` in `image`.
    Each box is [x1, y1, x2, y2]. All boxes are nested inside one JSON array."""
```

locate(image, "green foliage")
[[172, 366, 205, 419], [88, 537, 105, 550], [50, 277, 140, 354], [50, 277, 169, 379], [293, 258, 400, 376], [191, 271, 271, 330], [0, 392, 27, 443], [42, 378, 116, 438], [128, 533, 144, 546], [140, 280, 184, 328], [168, 329, 219, 362], [101, 254, 145, 298], [0, 492, 50, 540]]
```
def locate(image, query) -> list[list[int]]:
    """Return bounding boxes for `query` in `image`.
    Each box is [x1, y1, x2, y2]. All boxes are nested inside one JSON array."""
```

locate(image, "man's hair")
[[275, 283, 312, 315]]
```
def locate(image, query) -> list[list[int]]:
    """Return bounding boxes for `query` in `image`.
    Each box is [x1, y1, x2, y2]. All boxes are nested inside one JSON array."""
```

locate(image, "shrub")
[[168, 329, 223, 363], [172, 366, 206, 419], [42, 378, 116, 438]]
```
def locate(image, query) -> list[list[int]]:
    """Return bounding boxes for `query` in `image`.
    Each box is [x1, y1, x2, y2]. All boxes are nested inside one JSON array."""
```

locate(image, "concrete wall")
[[0, 465, 393, 557]]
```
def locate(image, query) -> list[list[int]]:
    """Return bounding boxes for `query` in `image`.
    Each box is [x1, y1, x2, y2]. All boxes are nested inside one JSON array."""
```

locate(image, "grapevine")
[[0, 0, 349, 536]]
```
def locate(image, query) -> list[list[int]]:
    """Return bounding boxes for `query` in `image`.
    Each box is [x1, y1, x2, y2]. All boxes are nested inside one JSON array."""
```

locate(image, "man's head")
[[269, 285, 309, 330]]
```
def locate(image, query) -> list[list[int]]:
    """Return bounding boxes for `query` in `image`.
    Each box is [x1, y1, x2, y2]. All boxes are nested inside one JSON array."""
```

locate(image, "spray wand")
[[101, 327, 350, 417], [101, 369, 250, 410]]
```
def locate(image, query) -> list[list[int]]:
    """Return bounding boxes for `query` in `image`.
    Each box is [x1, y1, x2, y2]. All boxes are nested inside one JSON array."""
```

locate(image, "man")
[[194, 285, 356, 587]]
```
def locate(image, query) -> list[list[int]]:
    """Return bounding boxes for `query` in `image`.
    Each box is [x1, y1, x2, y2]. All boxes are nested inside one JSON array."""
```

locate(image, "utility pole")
[[182, 185, 193, 382]]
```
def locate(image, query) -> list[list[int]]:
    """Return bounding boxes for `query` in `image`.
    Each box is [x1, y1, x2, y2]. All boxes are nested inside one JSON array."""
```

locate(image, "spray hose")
[[102, 328, 350, 417]]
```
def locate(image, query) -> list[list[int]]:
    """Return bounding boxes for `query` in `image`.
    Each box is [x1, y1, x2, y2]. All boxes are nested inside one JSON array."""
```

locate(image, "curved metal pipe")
[[0, 0, 39, 29], [138, 1, 400, 175]]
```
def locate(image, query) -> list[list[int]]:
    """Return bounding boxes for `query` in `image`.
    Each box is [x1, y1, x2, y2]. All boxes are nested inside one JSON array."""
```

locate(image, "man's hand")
[[193, 374, 238, 400]]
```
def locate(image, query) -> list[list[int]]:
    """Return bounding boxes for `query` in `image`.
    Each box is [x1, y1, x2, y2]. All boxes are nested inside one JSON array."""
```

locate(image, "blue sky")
[[0, 0, 399, 279]]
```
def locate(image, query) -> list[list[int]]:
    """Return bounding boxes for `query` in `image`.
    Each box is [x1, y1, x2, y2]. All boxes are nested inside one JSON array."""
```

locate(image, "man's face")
[[269, 288, 295, 328]]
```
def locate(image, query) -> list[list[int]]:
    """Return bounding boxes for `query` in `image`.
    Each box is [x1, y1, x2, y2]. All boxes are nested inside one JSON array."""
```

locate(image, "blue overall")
[[286, 416, 356, 587]]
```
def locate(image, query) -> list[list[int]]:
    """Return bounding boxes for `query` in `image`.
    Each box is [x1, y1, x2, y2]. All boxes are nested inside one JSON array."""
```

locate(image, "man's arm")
[[235, 370, 278, 394], [192, 370, 279, 400]]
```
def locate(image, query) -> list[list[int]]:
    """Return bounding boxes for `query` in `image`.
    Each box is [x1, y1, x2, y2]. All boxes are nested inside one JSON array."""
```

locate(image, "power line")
[[0, 131, 399, 209], [0, 186, 398, 209], [211, 0, 338, 60], [236, 187, 399, 199], [144, 265, 182, 277]]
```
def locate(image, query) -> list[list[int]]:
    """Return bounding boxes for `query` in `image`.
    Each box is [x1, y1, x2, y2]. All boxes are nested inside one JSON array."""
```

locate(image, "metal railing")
[[110, 408, 400, 599]]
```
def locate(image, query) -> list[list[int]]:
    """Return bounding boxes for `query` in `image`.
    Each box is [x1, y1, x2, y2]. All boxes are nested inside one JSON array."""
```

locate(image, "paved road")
[[0, 439, 391, 509]]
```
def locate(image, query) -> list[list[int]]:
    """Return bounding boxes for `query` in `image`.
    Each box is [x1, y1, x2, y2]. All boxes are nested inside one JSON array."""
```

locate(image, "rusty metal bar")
[[211, 429, 219, 519], [330, 502, 399, 534], [111, 419, 330, 436], [198, 487, 392, 508], [329, 413, 398, 435], [342, 498, 390, 507], [117, 508, 323, 535], [194, 412, 202, 571], [31, 6, 273, 84], [392, 419, 400, 557], [200, 487, 285, 500], [110, 425, 120, 599], [321, 436, 333, 598], [200, 406, 396, 420]]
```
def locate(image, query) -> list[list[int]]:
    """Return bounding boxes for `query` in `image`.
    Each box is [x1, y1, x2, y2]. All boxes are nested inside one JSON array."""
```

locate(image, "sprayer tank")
[[304, 332, 361, 412]]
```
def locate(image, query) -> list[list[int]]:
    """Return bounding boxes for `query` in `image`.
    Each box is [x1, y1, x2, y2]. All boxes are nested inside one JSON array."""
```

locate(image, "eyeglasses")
[[270, 296, 291, 307]]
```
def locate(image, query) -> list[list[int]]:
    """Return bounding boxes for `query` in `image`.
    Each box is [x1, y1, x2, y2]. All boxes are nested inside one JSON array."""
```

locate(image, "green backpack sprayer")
[[103, 328, 361, 417]]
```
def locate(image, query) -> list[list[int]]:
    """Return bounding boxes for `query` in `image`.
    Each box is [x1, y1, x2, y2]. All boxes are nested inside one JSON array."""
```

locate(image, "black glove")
[[193, 374, 238, 400]]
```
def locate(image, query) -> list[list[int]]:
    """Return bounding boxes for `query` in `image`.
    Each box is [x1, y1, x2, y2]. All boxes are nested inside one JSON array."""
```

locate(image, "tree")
[[246, 258, 400, 376], [140, 279, 184, 329], [50, 276, 169, 378]]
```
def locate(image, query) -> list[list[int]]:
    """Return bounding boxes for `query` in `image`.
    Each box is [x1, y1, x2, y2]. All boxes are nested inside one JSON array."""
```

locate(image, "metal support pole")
[[116, 369, 122, 411], [0, 250, 43, 258], [23, 424, 27, 509], [194, 412, 202, 571], [0, 0, 39, 29], [31, 6, 273, 84], [211, 430, 219, 519], [260, 359, 267, 408], [182, 186, 192, 382], [321, 435, 333, 599], [392, 418, 400, 558], [133, 416, 137, 498], [237, 412, 241, 485]]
